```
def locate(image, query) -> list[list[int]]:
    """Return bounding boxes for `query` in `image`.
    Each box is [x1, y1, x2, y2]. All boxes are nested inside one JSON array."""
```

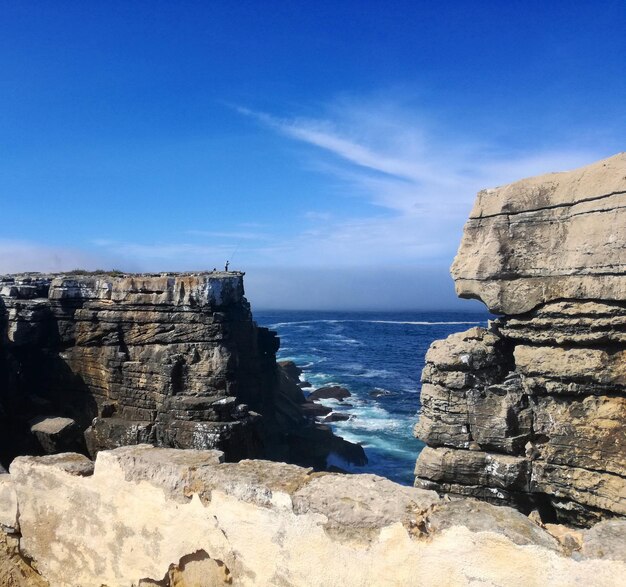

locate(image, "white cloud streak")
[[3, 99, 605, 286], [235, 99, 601, 267]]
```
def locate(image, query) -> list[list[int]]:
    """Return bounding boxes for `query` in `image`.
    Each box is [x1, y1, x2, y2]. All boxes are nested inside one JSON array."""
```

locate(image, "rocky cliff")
[[1, 445, 624, 586], [414, 153, 626, 526], [0, 272, 363, 470]]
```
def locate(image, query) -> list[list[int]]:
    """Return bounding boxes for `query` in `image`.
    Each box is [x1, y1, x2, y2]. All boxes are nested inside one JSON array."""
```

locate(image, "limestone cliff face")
[[0, 272, 363, 469], [414, 154, 626, 527], [1, 445, 624, 586], [451, 153, 626, 314]]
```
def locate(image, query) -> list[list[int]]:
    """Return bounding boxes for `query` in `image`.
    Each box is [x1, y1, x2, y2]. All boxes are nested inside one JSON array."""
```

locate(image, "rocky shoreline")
[[0, 154, 624, 585]]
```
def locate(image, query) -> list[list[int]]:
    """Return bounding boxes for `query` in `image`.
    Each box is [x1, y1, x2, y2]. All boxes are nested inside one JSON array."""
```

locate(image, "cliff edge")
[[0, 271, 364, 471], [415, 153, 626, 526]]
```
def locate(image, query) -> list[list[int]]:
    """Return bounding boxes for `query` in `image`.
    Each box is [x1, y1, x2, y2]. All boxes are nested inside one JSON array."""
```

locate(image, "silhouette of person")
[[225, 261, 230, 272]]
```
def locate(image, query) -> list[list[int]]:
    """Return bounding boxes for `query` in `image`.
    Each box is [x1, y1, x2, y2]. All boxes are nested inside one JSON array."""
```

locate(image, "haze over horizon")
[[1, 1, 624, 310]]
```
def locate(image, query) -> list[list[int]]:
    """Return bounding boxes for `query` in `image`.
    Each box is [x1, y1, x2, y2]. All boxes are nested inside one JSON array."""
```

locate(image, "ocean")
[[254, 310, 490, 485]]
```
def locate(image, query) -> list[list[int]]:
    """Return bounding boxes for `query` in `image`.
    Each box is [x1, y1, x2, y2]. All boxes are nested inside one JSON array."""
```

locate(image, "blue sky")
[[1, 1, 624, 309]]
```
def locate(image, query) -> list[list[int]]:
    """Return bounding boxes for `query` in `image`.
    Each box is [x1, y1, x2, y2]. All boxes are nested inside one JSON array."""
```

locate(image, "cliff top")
[[470, 152, 626, 218], [0, 271, 246, 307], [1, 270, 244, 281]]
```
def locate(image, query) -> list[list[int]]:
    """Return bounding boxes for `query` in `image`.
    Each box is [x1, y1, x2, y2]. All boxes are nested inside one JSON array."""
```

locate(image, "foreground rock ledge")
[[415, 154, 626, 527], [1, 446, 624, 587]]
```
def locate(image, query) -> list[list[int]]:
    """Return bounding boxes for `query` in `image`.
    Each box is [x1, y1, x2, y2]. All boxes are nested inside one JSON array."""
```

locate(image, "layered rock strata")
[[414, 153, 626, 527], [1, 445, 624, 586], [0, 272, 363, 470]]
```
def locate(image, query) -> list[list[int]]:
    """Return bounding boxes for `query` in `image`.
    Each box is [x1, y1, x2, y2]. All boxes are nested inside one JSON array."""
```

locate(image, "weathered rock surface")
[[2, 445, 624, 587], [414, 154, 626, 527], [30, 417, 83, 455], [0, 531, 49, 587], [0, 272, 364, 471], [451, 152, 626, 315]]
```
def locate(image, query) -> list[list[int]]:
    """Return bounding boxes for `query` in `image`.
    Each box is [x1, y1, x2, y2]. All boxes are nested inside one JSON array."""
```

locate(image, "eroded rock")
[[7, 445, 623, 587], [0, 272, 365, 472], [451, 153, 626, 315], [414, 154, 626, 527]]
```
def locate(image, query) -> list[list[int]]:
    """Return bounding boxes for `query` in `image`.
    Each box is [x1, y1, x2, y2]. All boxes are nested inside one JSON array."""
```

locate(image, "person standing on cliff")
[[224, 261, 229, 272]]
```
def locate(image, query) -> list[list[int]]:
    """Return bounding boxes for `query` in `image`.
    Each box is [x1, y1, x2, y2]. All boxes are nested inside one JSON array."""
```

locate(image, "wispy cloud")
[[236, 98, 601, 266], [186, 230, 273, 241], [12, 98, 602, 278]]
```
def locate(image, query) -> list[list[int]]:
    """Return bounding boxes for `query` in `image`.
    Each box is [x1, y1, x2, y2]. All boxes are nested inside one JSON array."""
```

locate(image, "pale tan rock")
[[424, 499, 560, 551], [0, 531, 49, 587], [292, 472, 440, 539], [451, 153, 626, 314], [544, 524, 584, 556], [6, 446, 626, 587], [531, 461, 626, 523], [414, 446, 530, 494], [414, 155, 626, 526], [514, 345, 626, 388], [497, 300, 626, 345], [0, 475, 17, 531], [424, 327, 507, 371], [533, 395, 626, 476], [578, 519, 626, 562]]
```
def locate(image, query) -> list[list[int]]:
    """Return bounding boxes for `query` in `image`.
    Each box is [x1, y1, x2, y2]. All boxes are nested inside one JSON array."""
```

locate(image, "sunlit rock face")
[[415, 154, 626, 527], [0, 271, 364, 470], [1, 446, 624, 587]]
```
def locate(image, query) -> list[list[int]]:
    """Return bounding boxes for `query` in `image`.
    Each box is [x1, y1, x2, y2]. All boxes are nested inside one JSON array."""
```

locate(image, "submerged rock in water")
[[308, 385, 352, 401], [300, 401, 332, 418], [322, 412, 351, 423], [414, 153, 626, 527]]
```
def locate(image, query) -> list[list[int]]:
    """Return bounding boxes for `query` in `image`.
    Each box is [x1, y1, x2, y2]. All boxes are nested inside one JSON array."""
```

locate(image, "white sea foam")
[[365, 320, 484, 325], [360, 369, 393, 378], [325, 334, 362, 345]]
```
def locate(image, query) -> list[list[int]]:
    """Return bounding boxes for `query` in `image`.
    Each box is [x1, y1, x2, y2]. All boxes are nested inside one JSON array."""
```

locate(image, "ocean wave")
[[365, 320, 485, 325], [339, 364, 393, 378], [361, 369, 393, 378], [325, 334, 362, 345], [269, 319, 341, 328], [269, 319, 484, 328]]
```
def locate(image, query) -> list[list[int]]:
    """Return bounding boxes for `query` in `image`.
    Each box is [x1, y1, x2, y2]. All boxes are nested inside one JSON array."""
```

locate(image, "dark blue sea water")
[[254, 310, 490, 486]]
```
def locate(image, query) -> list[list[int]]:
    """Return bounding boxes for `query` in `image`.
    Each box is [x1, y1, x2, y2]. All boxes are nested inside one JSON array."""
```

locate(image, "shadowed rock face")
[[0, 272, 365, 470], [415, 154, 626, 527]]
